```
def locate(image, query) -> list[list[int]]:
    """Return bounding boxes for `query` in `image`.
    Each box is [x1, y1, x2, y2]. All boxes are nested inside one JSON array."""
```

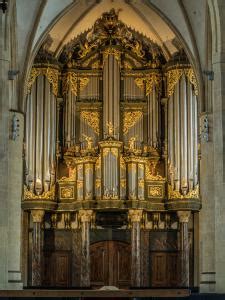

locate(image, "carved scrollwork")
[[24, 185, 55, 200], [27, 66, 59, 96], [167, 68, 183, 97], [62, 72, 78, 96], [123, 111, 143, 134], [135, 72, 162, 95], [62, 72, 89, 96], [168, 184, 199, 199], [167, 67, 198, 97], [103, 47, 121, 61], [80, 111, 100, 135]]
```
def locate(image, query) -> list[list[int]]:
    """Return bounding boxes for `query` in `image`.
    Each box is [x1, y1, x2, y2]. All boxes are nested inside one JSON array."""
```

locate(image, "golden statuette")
[[82, 134, 94, 151]]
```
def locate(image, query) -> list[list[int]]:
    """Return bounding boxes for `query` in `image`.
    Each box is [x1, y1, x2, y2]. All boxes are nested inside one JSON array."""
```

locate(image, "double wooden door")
[[151, 252, 179, 287], [90, 241, 131, 288]]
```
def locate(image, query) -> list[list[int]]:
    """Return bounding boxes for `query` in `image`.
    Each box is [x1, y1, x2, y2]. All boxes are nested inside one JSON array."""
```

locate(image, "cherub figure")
[[128, 136, 136, 151], [83, 134, 93, 150], [106, 121, 114, 136]]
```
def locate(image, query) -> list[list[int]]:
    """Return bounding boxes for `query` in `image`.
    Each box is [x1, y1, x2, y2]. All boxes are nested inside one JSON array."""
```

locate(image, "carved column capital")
[[31, 210, 45, 223], [177, 210, 191, 223], [79, 209, 94, 223], [128, 209, 143, 223]]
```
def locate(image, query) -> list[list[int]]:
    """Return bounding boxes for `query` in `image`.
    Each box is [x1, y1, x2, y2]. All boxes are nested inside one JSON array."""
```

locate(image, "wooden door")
[[151, 252, 179, 287], [43, 251, 71, 287], [90, 241, 131, 288]]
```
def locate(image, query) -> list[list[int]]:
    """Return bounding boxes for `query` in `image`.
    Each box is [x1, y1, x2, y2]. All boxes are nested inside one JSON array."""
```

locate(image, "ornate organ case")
[[22, 9, 200, 288]]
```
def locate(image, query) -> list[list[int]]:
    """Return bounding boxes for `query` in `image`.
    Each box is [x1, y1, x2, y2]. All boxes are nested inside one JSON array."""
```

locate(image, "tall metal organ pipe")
[[64, 85, 76, 148], [167, 69, 198, 194], [147, 86, 160, 148], [103, 54, 120, 138], [25, 74, 56, 194]]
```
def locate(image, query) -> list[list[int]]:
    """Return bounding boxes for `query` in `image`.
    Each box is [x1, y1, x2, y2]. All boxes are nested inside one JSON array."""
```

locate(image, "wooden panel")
[[43, 251, 71, 287], [167, 253, 179, 286], [55, 252, 71, 287], [114, 242, 131, 287], [151, 253, 167, 287], [42, 252, 52, 286], [90, 242, 108, 287], [90, 241, 131, 288], [151, 252, 179, 287]]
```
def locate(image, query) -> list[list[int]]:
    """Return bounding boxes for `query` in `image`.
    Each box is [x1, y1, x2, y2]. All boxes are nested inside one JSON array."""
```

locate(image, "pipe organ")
[[22, 10, 200, 288]]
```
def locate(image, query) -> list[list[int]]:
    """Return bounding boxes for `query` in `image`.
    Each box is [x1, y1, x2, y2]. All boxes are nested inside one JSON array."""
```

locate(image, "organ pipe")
[[167, 67, 198, 194], [25, 74, 56, 195], [103, 54, 120, 138], [64, 85, 77, 148], [147, 86, 160, 148]]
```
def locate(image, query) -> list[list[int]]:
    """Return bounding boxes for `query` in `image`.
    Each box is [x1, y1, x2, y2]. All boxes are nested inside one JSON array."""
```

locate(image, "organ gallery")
[[22, 9, 200, 288]]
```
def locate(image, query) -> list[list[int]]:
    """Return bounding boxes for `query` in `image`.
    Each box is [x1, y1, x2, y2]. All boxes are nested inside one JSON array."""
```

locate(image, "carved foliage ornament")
[[128, 209, 143, 223], [24, 185, 55, 200], [31, 210, 45, 223], [60, 186, 74, 199], [80, 111, 100, 135], [167, 67, 198, 97], [148, 186, 163, 197], [62, 9, 164, 65], [135, 73, 162, 96], [103, 47, 121, 62], [62, 72, 89, 96], [27, 67, 59, 96], [168, 184, 199, 199], [123, 111, 143, 134]]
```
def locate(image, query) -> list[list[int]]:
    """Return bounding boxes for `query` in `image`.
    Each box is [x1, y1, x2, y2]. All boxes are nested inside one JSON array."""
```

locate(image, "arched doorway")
[[90, 241, 131, 289]]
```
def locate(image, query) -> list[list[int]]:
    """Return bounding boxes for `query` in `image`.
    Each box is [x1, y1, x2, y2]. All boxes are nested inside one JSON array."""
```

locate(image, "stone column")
[[129, 209, 143, 287], [177, 211, 190, 287], [79, 210, 93, 287], [31, 210, 45, 287], [0, 5, 10, 289]]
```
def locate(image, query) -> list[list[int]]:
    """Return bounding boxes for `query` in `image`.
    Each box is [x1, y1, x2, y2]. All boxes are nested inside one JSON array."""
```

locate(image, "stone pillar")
[[0, 6, 10, 289], [7, 112, 24, 289], [31, 210, 45, 287], [129, 209, 143, 287], [79, 210, 93, 287], [177, 211, 190, 287]]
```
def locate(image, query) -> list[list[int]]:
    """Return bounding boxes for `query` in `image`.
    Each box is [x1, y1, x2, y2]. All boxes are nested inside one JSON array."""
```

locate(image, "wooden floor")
[[0, 288, 190, 298]]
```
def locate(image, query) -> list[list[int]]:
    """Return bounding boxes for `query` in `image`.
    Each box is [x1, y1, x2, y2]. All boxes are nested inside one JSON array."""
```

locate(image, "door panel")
[[151, 253, 167, 287], [114, 242, 131, 287], [90, 242, 108, 286], [90, 241, 131, 288], [167, 253, 179, 286], [151, 252, 179, 287], [55, 252, 71, 287], [43, 251, 71, 287]]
